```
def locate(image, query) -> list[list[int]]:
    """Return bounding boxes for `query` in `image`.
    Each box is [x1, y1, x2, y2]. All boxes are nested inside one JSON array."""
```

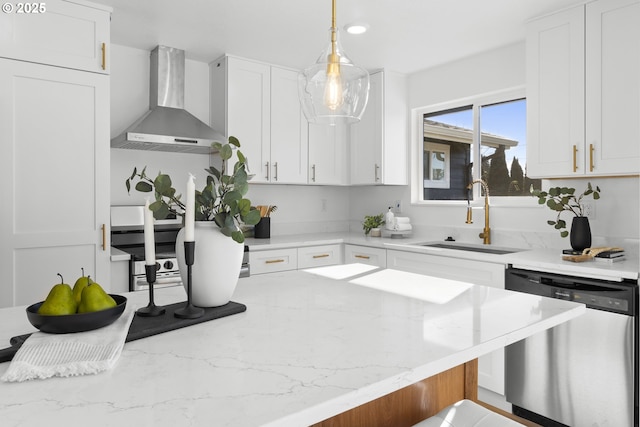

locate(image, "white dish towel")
[[1, 306, 135, 382]]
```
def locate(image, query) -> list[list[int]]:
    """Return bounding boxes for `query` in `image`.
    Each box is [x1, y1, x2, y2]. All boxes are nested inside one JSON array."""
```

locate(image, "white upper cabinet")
[[350, 70, 408, 185], [211, 56, 271, 182], [526, 0, 639, 177], [350, 71, 383, 184], [308, 123, 349, 185], [210, 56, 308, 184], [0, 0, 111, 74], [585, 0, 640, 175], [270, 67, 309, 184]]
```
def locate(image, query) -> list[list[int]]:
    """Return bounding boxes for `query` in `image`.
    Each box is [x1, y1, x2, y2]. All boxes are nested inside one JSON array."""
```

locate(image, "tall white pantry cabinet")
[[0, 0, 112, 307]]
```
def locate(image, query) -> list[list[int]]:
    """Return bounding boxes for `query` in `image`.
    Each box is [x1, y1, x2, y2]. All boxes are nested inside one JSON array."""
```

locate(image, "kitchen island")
[[0, 265, 585, 427]]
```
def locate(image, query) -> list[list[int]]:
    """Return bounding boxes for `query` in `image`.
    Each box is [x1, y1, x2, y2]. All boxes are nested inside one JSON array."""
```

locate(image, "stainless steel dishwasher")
[[505, 267, 638, 427]]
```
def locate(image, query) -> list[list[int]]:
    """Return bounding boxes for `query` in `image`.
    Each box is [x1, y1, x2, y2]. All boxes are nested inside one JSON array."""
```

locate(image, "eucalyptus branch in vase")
[[532, 183, 601, 237], [125, 136, 260, 243]]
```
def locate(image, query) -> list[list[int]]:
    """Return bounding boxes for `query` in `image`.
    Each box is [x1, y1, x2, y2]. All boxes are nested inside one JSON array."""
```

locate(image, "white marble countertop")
[[0, 266, 585, 427], [246, 232, 639, 281], [110, 246, 130, 262]]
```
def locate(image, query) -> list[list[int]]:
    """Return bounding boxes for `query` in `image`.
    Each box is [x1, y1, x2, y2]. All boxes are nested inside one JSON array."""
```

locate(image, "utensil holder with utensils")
[[254, 217, 271, 238], [254, 205, 276, 238]]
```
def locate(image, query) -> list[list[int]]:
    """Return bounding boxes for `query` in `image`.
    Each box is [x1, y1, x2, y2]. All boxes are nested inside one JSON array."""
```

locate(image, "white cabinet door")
[[215, 56, 271, 182], [297, 245, 343, 269], [0, 59, 110, 307], [386, 249, 506, 395], [526, 5, 585, 178], [350, 72, 383, 185], [308, 124, 349, 185], [344, 245, 386, 268], [0, 0, 111, 74], [270, 67, 308, 184], [585, 0, 640, 175], [350, 70, 408, 185]]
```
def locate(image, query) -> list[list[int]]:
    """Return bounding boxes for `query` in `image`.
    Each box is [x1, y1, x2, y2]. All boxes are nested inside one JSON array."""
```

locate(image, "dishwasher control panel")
[[570, 291, 629, 312]]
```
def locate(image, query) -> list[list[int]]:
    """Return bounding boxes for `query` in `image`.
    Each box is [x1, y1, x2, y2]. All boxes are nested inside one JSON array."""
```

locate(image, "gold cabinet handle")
[[572, 145, 578, 172], [313, 254, 330, 259], [589, 143, 594, 172], [265, 259, 285, 264], [101, 224, 106, 251], [355, 254, 370, 260], [101, 42, 106, 70]]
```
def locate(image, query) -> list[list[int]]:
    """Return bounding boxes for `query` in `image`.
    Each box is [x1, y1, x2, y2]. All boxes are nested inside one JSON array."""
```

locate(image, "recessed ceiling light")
[[344, 23, 369, 35]]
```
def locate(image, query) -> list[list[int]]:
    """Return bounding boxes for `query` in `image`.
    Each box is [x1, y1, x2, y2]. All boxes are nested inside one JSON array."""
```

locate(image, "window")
[[480, 99, 538, 196], [413, 89, 541, 203], [423, 142, 450, 189], [422, 106, 473, 200]]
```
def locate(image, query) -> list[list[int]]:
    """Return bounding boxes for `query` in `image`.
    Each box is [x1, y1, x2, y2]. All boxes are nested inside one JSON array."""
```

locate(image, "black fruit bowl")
[[26, 295, 127, 334]]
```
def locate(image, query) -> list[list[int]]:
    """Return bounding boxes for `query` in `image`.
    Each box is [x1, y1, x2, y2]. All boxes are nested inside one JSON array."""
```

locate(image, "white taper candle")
[[185, 173, 196, 241], [143, 198, 156, 265]]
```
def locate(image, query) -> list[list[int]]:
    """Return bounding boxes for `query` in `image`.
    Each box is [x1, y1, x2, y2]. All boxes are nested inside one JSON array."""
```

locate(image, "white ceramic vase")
[[175, 221, 244, 307]]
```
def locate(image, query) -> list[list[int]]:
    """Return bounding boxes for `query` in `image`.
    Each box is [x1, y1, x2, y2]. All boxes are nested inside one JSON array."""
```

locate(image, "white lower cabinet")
[[250, 249, 298, 275], [298, 245, 343, 269], [386, 249, 507, 395], [251, 244, 343, 274], [344, 245, 386, 268]]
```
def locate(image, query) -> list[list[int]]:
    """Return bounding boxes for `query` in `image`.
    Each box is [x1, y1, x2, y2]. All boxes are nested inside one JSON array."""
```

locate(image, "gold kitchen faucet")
[[466, 179, 491, 245]]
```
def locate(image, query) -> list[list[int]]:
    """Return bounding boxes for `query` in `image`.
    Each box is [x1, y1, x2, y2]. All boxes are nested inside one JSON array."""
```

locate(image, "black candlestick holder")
[[136, 264, 166, 317], [175, 240, 204, 319]]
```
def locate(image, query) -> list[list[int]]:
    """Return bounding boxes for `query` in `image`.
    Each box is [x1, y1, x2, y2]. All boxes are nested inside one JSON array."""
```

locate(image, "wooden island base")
[[312, 359, 539, 427]]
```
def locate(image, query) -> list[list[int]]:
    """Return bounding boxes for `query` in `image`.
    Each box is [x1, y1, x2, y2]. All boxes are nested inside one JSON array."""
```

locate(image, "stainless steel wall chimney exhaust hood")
[[111, 45, 226, 154]]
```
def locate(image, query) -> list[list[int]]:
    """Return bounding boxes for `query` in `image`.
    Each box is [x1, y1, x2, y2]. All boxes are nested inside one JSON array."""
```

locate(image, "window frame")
[[410, 86, 536, 207]]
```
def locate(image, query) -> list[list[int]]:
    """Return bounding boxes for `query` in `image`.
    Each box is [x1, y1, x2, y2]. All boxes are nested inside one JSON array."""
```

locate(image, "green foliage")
[[362, 214, 385, 235], [125, 136, 260, 244], [531, 183, 601, 238]]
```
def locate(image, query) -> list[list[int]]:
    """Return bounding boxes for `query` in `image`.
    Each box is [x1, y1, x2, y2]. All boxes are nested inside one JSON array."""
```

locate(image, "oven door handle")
[[134, 276, 182, 286]]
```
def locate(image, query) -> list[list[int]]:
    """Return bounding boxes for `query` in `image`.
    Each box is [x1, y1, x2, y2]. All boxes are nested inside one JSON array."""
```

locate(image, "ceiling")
[[94, 0, 583, 74]]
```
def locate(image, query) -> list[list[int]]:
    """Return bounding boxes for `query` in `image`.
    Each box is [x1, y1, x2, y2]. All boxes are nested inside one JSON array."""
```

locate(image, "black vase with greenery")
[[532, 183, 601, 249]]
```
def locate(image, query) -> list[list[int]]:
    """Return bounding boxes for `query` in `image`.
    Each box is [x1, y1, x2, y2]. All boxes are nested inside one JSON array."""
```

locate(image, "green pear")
[[77, 280, 116, 313], [72, 268, 91, 305], [38, 274, 77, 315]]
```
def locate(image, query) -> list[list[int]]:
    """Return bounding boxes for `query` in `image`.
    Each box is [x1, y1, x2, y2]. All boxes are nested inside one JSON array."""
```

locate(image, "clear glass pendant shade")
[[298, 28, 370, 125]]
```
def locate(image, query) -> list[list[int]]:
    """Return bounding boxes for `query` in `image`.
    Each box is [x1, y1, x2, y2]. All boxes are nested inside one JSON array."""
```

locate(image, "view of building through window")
[[422, 99, 540, 201]]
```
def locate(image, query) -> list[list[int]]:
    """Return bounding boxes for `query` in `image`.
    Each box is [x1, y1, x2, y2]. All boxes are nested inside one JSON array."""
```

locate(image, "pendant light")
[[298, 0, 370, 125]]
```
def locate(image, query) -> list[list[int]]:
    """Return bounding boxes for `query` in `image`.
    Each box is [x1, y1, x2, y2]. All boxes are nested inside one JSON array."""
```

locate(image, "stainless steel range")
[[111, 206, 249, 292]]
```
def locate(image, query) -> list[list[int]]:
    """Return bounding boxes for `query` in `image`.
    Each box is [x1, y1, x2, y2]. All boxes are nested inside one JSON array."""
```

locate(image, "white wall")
[[351, 42, 640, 251]]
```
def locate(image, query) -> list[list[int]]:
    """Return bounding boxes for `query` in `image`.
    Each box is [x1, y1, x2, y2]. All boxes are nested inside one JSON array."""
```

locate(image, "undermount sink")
[[415, 242, 524, 255]]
